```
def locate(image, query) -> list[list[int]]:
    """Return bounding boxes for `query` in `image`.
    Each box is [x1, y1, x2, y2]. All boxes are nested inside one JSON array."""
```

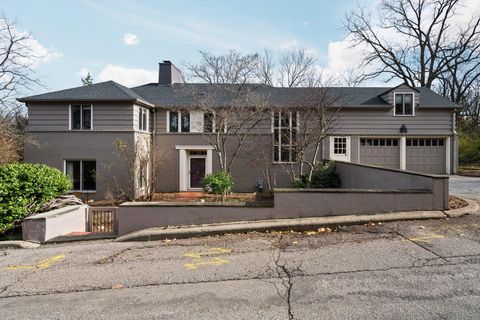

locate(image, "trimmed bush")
[[0, 163, 72, 233], [291, 161, 340, 188], [202, 171, 233, 195]]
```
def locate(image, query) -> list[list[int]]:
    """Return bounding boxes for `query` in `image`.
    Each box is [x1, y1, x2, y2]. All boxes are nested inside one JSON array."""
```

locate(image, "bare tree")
[[0, 15, 42, 110], [104, 138, 167, 201], [192, 85, 271, 174], [184, 50, 260, 84], [277, 48, 317, 87], [0, 15, 43, 163], [345, 0, 480, 94]]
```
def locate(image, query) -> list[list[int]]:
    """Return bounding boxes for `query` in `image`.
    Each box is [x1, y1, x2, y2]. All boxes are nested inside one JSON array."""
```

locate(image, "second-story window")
[[394, 93, 414, 116], [71, 105, 92, 130], [273, 111, 298, 163], [168, 111, 191, 132], [138, 107, 148, 131], [204, 112, 214, 133]]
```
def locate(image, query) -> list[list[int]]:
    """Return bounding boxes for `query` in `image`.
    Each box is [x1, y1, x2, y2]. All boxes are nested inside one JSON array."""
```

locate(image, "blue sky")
[[1, 0, 365, 94]]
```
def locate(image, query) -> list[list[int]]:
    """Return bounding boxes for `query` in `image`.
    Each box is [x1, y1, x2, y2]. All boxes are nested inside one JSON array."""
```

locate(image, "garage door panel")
[[406, 138, 446, 174], [360, 138, 400, 169]]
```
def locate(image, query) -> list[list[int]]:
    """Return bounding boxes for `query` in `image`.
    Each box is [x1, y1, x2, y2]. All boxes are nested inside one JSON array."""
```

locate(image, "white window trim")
[[138, 106, 149, 132], [63, 159, 97, 192], [272, 110, 299, 164], [329, 136, 351, 162], [393, 92, 415, 117], [69, 104, 94, 131]]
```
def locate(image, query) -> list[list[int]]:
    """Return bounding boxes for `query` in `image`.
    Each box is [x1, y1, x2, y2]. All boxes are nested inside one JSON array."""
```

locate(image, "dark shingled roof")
[[18, 80, 154, 106], [19, 81, 459, 109], [131, 83, 458, 109]]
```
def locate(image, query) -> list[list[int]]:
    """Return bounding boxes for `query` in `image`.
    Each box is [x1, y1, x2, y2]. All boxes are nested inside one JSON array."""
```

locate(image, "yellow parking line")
[[7, 254, 65, 270], [183, 248, 231, 259], [184, 257, 229, 270], [407, 233, 445, 243]]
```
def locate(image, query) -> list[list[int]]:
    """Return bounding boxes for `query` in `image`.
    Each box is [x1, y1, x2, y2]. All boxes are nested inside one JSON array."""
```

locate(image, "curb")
[[444, 197, 480, 218], [0, 241, 40, 249], [115, 210, 447, 242]]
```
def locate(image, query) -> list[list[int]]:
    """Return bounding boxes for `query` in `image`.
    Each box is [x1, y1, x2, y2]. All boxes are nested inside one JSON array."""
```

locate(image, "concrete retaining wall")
[[22, 205, 88, 243], [117, 162, 449, 235]]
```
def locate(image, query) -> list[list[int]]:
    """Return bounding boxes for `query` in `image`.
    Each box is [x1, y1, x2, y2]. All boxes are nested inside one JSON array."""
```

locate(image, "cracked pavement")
[[1, 214, 480, 319]]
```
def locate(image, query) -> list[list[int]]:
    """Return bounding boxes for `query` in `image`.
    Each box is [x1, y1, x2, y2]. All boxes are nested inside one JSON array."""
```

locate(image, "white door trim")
[[176, 145, 213, 191]]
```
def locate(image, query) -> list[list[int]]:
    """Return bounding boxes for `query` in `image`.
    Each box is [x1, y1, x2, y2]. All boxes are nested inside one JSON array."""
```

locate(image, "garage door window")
[[360, 138, 399, 147], [406, 138, 444, 147]]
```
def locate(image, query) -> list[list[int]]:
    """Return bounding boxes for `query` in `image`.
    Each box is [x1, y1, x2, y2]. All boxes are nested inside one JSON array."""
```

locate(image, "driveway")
[[449, 175, 480, 200]]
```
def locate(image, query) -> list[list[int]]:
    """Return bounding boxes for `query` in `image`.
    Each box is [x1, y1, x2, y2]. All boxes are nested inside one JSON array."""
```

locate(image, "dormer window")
[[394, 93, 414, 116]]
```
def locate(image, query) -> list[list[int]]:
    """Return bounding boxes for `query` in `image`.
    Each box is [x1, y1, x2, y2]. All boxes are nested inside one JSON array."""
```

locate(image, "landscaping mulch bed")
[[449, 196, 469, 210]]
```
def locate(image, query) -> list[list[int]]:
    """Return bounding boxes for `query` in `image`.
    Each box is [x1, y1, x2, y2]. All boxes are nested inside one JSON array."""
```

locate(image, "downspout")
[[150, 107, 157, 198]]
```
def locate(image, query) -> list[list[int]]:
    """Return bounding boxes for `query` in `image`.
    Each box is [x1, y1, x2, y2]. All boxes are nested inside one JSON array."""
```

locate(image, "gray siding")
[[381, 84, 420, 106], [27, 102, 135, 131], [24, 132, 135, 200], [333, 108, 453, 135]]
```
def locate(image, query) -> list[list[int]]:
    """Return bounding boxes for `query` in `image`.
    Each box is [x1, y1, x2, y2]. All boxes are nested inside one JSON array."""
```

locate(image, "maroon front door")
[[190, 158, 206, 188]]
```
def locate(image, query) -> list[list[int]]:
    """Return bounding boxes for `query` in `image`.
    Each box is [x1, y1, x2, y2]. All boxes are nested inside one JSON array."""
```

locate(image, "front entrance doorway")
[[188, 151, 207, 189]]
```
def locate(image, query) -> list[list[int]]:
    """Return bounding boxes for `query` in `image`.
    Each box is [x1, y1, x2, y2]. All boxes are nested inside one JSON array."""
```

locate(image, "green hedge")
[[0, 163, 72, 233], [458, 131, 480, 165]]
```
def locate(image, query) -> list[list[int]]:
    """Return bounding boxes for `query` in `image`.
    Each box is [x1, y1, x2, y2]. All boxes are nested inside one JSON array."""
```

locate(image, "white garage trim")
[[446, 136, 451, 175], [400, 136, 406, 170]]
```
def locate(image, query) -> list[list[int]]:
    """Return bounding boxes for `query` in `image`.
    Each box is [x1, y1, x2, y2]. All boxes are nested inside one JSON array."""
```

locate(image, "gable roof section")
[[18, 81, 154, 107]]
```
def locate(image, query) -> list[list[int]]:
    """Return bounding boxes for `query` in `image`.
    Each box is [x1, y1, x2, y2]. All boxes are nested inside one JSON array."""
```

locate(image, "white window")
[[272, 111, 298, 163], [394, 93, 414, 116], [70, 105, 92, 130], [65, 160, 96, 191], [329, 136, 351, 161], [138, 107, 149, 131]]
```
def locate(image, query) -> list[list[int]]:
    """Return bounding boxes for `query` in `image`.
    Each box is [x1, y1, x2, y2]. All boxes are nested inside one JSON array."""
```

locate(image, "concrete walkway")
[[116, 198, 480, 241]]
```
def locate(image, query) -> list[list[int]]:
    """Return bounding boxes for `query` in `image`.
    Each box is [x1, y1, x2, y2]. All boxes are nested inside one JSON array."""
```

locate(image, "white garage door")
[[406, 138, 446, 174]]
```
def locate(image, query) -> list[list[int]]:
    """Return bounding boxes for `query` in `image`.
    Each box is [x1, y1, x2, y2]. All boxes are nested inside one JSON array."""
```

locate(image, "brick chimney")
[[158, 60, 184, 85]]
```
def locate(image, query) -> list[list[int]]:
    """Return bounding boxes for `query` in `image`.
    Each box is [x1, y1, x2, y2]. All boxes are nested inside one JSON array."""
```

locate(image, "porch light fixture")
[[400, 124, 408, 133]]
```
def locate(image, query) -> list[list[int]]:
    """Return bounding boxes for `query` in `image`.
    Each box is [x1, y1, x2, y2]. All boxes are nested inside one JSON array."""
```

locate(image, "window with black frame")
[[394, 93, 414, 116], [65, 160, 96, 191], [272, 111, 298, 163], [71, 105, 92, 130]]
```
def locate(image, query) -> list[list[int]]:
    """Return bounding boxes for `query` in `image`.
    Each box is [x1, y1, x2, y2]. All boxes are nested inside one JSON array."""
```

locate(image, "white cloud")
[[123, 33, 139, 45], [302, 21, 309, 26], [98, 64, 156, 86], [77, 67, 91, 78]]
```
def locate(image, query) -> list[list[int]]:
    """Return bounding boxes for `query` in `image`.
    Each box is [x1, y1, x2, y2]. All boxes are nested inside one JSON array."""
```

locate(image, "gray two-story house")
[[19, 61, 458, 200]]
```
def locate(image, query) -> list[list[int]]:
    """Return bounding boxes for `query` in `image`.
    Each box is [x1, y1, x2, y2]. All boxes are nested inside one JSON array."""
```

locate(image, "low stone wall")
[[114, 161, 450, 236], [22, 205, 88, 243]]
